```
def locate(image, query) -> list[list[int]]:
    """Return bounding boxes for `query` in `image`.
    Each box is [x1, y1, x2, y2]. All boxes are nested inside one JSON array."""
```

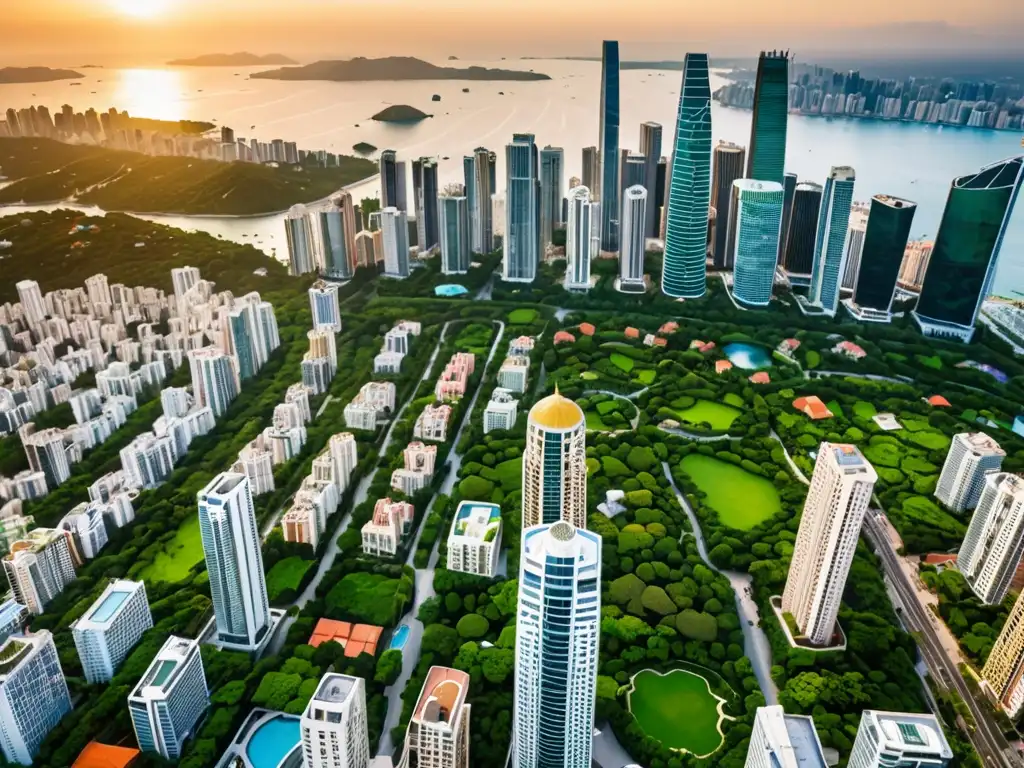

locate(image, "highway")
[[862, 511, 1017, 768]]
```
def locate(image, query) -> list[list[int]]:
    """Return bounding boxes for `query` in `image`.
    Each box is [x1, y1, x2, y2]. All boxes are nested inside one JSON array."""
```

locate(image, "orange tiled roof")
[[308, 618, 384, 656], [553, 331, 575, 345], [928, 395, 951, 407], [659, 321, 679, 334], [73, 742, 140, 768], [749, 371, 771, 384], [715, 360, 733, 374], [653, 337, 668, 347], [578, 322, 596, 336], [624, 327, 640, 338], [793, 395, 833, 420]]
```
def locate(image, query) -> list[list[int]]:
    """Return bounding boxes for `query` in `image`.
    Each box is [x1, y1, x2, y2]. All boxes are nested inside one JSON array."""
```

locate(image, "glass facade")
[[503, 134, 540, 281], [781, 183, 822, 274], [731, 181, 784, 306], [439, 195, 470, 275], [662, 53, 712, 298], [808, 167, 856, 314], [853, 196, 917, 311], [746, 52, 789, 186], [540, 146, 564, 248], [598, 41, 620, 251]]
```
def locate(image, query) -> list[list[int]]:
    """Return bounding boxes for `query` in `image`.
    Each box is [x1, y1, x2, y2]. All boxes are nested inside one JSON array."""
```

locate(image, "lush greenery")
[[628, 668, 729, 756], [679, 454, 782, 531]]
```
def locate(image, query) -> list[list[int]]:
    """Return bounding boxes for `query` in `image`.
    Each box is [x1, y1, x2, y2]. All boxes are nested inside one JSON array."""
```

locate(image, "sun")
[[110, 0, 171, 19]]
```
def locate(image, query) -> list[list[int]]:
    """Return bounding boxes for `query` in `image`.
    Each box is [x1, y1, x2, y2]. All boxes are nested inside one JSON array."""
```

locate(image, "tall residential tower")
[[521, 390, 587, 529]]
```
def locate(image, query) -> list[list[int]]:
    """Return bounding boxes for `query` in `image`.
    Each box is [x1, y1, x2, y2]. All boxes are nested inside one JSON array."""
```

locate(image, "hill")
[[0, 67, 83, 84], [371, 105, 430, 123], [168, 52, 298, 66], [251, 56, 550, 82]]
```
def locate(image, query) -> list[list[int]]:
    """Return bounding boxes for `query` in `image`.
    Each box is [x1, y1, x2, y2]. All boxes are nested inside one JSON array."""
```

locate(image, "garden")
[[627, 666, 734, 756], [678, 454, 782, 531]]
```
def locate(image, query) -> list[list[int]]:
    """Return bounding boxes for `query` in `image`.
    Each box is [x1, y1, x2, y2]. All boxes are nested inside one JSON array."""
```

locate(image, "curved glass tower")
[[662, 52, 712, 298], [730, 180, 784, 307], [850, 195, 917, 316], [746, 51, 789, 185], [598, 41, 620, 252]]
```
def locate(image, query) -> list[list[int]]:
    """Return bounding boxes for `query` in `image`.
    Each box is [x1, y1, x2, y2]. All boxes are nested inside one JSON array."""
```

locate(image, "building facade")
[[381, 207, 411, 279], [439, 190, 471, 275], [639, 122, 663, 237], [72, 579, 152, 683], [397, 666, 471, 768], [301, 674, 370, 768], [847, 711, 952, 768], [504, 134, 541, 282], [412, 158, 440, 251], [710, 141, 746, 268], [746, 51, 790, 185], [847, 195, 917, 319], [935, 432, 1005, 512], [471, 147, 496, 253], [539, 146, 564, 248], [619, 185, 648, 291], [744, 705, 827, 768], [807, 166, 856, 315], [310, 281, 343, 331], [3, 528, 77, 615], [521, 391, 587, 529], [958, 472, 1024, 605], [598, 40, 620, 251], [730, 180, 784, 307], [447, 501, 502, 577], [564, 186, 597, 291]]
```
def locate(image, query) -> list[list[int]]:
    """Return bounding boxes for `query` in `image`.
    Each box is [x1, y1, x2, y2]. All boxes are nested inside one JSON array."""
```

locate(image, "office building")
[[620, 151, 646, 201], [781, 182, 823, 275], [310, 281, 342, 332], [198, 473, 271, 651], [397, 666, 470, 768], [913, 156, 1023, 342], [581, 146, 599, 194], [662, 53, 712, 297], [504, 134, 541, 282], [471, 147, 497, 253], [439, 188, 471, 275], [730, 180, 785, 307], [847, 711, 952, 768], [513, 521, 600, 768], [540, 146, 564, 248], [598, 41, 620, 250], [447, 501, 502, 577], [380, 150, 407, 211], [846, 195, 917, 320], [381, 207, 410, 279], [412, 157, 440, 251], [0, 631, 72, 766], [315, 194, 358, 280], [564, 186, 597, 290], [710, 141, 746, 268], [780, 172, 798, 259], [744, 705, 827, 768], [958, 473, 1024, 605], [16, 280, 45, 327], [522, 389, 587, 529], [301, 673, 370, 768], [188, 348, 240, 419], [781, 444, 877, 646], [72, 579, 152, 683], [639, 122, 663, 237], [841, 202, 869, 292], [746, 51, 790, 185], [3, 528, 77, 615], [286, 205, 316, 276], [806, 166, 856, 315], [619, 185, 648, 291], [128, 636, 209, 761], [935, 432, 1005, 512]]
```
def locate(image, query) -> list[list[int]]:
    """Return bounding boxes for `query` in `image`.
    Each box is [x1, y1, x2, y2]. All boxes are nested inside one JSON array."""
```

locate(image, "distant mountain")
[[0, 67, 83, 84], [251, 57, 550, 82], [168, 53, 298, 67]]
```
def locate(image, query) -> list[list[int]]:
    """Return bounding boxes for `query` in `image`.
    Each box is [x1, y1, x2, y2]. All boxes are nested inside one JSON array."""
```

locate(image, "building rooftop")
[[864, 711, 953, 758], [134, 636, 195, 697], [959, 431, 1005, 456], [308, 619, 383, 656], [782, 714, 828, 768], [452, 502, 501, 541], [87, 589, 130, 624], [212, 472, 246, 495], [831, 443, 868, 467], [313, 673, 358, 704], [72, 741, 140, 768], [414, 666, 469, 726], [529, 388, 583, 431], [0, 637, 32, 676]]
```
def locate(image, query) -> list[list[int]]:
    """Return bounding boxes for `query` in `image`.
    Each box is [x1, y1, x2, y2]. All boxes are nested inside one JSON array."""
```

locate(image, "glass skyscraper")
[[472, 147, 496, 253], [914, 156, 1023, 342], [564, 186, 597, 291], [730, 180, 784, 307], [639, 122, 662, 237], [379, 150, 407, 212], [539, 146, 564, 248], [619, 185, 648, 291], [781, 182, 823, 274], [598, 41, 620, 252], [662, 53, 712, 298], [463, 155, 476, 250], [314, 194, 358, 280], [808, 166, 856, 316], [439, 190, 471, 275], [412, 158, 439, 251], [710, 141, 745, 269], [746, 52, 789, 185], [849, 195, 917, 318], [503, 134, 540, 282]]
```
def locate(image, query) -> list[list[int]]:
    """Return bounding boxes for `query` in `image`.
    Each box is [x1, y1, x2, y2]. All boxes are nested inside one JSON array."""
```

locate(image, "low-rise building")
[[300, 674, 370, 768], [344, 382, 397, 431], [435, 353, 475, 401], [497, 356, 530, 393], [396, 666, 470, 768], [414, 404, 453, 442], [447, 501, 502, 577], [483, 388, 518, 433], [361, 498, 415, 558]]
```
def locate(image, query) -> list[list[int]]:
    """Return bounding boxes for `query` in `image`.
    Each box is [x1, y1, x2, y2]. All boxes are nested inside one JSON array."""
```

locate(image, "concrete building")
[[285, 205, 317, 276], [639, 121, 663, 237], [447, 501, 502, 577], [806, 166, 857, 315], [522, 390, 587, 529], [310, 281, 342, 331], [315, 193, 358, 280], [958, 473, 1024, 605], [497, 356, 530, 393], [439, 189, 471, 275], [539, 146, 564, 248], [471, 147, 497, 253], [744, 705, 827, 768], [412, 157, 440, 251], [72, 579, 152, 683], [3, 528, 77, 615], [329, 432, 359, 493], [188, 348, 240, 419], [564, 186, 597, 291], [381, 207, 410, 279], [983, 588, 1024, 716], [397, 666, 471, 768], [301, 673, 370, 768], [483, 388, 518, 434], [935, 432, 1005, 512], [413, 404, 452, 442], [847, 711, 952, 768], [120, 432, 177, 489], [710, 141, 746, 268], [619, 185, 648, 291], [361, 498, 414, 558]]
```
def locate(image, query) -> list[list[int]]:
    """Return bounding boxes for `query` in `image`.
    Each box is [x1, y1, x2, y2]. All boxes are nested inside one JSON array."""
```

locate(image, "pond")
[[723, 342, 772, 370]]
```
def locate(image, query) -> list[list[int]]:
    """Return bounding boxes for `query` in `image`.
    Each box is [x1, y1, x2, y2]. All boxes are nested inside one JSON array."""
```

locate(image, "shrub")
[[456, 613, 490, 639]]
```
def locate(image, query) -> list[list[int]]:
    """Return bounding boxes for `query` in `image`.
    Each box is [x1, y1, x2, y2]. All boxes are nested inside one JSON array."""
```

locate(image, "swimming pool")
[[390, 624, 410, 650], [723, 342, 772, 370], [244, 715, 301, 768]]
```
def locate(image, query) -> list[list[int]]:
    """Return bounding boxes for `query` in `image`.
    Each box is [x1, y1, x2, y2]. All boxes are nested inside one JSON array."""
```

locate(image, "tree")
[[456, 613, 490, 639], [375, 649, 402, 685], [422, 624, 461, 658], [674, 609, 718, 642], [640, 586, 676, 616]]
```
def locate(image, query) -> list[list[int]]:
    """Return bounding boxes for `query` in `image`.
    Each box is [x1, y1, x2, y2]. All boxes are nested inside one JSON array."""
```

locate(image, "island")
[[0, 67, 83, 84], [168, 52, 298, 66], [352, 141, 377, 154], [250, 56, 550, 82], [431, 94, 441, 102], [371, 105, 430, 123]]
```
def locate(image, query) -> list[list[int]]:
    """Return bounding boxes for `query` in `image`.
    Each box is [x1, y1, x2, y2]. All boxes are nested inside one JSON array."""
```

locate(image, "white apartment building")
[[233, 442, 276, 496], [58, 502, 109, 562], [959, 473, 1024, 605], [120, 432, 177, 489], [414, 404, 452, 442], [744, 705, 827, 768], [0, 631, 72, 766], [329, 432, 359, 493], [983, 590, 1024, 716], [483, 388, 518, 434], [308, 328, 338, 375], [447, 501, 502, 577], [188, 347, 240, 419], [128, 636, 209, 761], [310, 281, 343, 331], [361, 498, 415, 558], [391, 442, 436, 495], [344, 382, 397, 431], [374, 351, 405, 374], [397, 666, 470, 768], [301, 674, 370, 768], [285, 383, 313, 423], [847, 711, 952, 768], [2, 528, 77, 614], [497, 356, 530, 393], [935, 432, 1005, 512], [71, 579, 153, 683], [781, 443, 877, 646], [283, 504, 323, 549], [302, 356, 333, 395]]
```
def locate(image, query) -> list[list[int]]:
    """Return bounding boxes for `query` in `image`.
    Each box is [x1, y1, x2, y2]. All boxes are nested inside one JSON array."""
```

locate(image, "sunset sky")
[[5, 0, 1022, 65]]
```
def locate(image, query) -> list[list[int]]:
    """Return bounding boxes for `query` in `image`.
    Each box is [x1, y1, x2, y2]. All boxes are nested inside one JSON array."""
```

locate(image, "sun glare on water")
[[110, 0, 171, 19]]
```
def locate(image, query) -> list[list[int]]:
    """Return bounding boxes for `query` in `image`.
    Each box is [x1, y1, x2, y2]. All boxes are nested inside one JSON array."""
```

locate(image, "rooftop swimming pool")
[[87, 590, 130, 623], [390, 624, 410, 651], [244, 715, 301, 768]]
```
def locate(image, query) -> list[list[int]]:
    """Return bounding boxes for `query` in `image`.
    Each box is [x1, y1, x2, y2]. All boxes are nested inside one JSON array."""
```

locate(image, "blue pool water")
[[390, 624, 410, 650], [723, 342, 773, 370], [245, 715, 301, 768]]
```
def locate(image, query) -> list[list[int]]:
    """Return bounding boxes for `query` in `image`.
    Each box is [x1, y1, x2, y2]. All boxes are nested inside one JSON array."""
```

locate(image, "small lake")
[[723, 342, 773, 370]]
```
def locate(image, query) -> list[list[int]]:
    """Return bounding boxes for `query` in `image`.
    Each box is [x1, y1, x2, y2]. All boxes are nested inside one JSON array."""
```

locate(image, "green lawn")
[[139, 515, 204, 583], [266, 556, 314, 602], [492, 457, 522, 491], [580, 371, 599, 380], [916, 354, 944, 370], [722, 392, 745, 408], [508, 308, 537, 324], [907, 431, 951, 451], [610, 353, 635, 372], [674, 400, 742, 430], [852, 401, 877, 419], [634, 369, 657, 385], [596, 400, 619, 415], [586, 411, 610, 430], [629, 669, 725, 756], [679, 454, 780, 530]]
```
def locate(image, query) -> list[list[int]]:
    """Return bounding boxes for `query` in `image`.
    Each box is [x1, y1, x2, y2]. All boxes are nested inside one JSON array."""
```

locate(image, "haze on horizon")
[[4, 0, 1023, 67]]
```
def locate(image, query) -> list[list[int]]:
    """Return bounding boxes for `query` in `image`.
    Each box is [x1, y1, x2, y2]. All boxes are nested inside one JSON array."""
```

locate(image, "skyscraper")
[[913, 156, 1023, 342], [439, 188, 471, 275], [379, 150, 407, 211], [639, 122, 663, 237], [503, 133, 540, 282], [463, 155, 476, 252], [598, 41, 620, 251], [781, 443, 877, 646], [15, 280, 45, 327], [780, 172, 798, 259], [22, 427, 71, 490], [710, 141, 746, 268], [72, 579, 152, 684], [472, 148, 496, 253], [729, 180, 784, 307], [412, 157, 440, 251], [0, 631, 72, 766], [170, 267, 200, 300], [619, 185, 648, 291], [301, 674, 370, 768], [662, 53, 712, 298], [564, 186, 597, 291], [847, 711, 952, 768], [314, 194, 358, 280], [3, 528, 77, 615], [188, 348, 240, 418], [198, 473, 271, 651], [521, 389, 587, 528], [397, 666, 471, 768], [958, 473, 1024, 605], [781, 182, 822, 275], [620, 151, 646, 199], [744, 706, 827, 768], [807, 166, 856, 316], [381, 207, 410, 279], [285, 205, 316, 276], [935, 432, 1005, 512], [309, 281, 342, 332], [983, 588, 1024, 716], [746, 51, 790, 185], [581, 146, 599, 194], [539, 146, 564, 248], [513, 521, 601, 768], [654, 156, 668, 232], [841, 202, 870, 292], [846, 195, 917, 320]]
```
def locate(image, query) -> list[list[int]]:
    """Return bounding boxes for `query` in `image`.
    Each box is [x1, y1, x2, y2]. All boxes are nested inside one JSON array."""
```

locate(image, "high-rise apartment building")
[[847, 711, 952, 768], [935, 432, 1005, 512], [286, 205, 316, 276], [0, 631, 72, 766], [72, 579, 152, 683], [471, 147, 496, 253], [188, 348, 240, 419], [781, 443, 877, 646], [120, 432, 177, 489], [412, 157, 440, 251], [744, 705, 827, 768], [22, 427, 71, 490], [663, 53, 712, 298], [841, 202, 870, 292], [539, 146, 564, 248], [958, 473, 1024, 605], [729, 180, 784, 307], [847, 195, 917, 321], [639, 122, 663, 237], [746, 51, 790, 185], [781, 182, 823, 275], [170, 267, 201, 300], [447, 501, 502, 577], [397, 666, 471, 768], [619, 185, 648, 291], [314, 194, 358, 280], [513, 521, 601, 768], [198, 473, 271, 651], [504, 134, 541, 282], [309, 281, 342, 332], [983, 588, 1024, 716], [913, 156, 1023, 342], [581, 146, 599, 195], [379, 150, 407, 211], [521, 390, 587, 529], [128, 636, 209, 761], [381, 207, 410, 279], [300, 673, 370, 768], [780, 172, 798, 258], [807, 166, 856, 315], [564, 186, 597, 291], [3, 528, 77, 615], [710, 141, 746, 268], [15, 280, 45, 327], [598, 41, 620, 251], [439, 188, 471, 275]]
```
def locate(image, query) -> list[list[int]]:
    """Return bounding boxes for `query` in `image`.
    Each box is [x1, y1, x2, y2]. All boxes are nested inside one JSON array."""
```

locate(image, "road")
[[862, 512, 1016, 768], [769, 430, 810, 485]]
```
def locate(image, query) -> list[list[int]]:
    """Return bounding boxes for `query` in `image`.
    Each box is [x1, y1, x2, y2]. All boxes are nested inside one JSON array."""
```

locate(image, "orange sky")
[[4, 0, 1022, 65]]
